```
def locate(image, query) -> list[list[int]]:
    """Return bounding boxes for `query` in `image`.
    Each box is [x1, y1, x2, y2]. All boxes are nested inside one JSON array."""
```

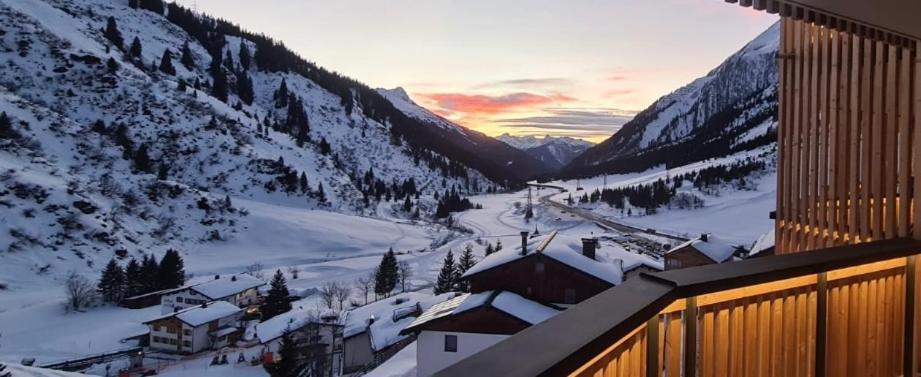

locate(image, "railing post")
[[905, 255, 917, 377], [646, 316, 659, 377], [683, 297, 697, 377], [815, 272, 828, 377]]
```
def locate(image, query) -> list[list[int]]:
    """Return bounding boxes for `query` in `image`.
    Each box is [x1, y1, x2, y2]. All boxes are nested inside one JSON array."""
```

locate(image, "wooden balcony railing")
[[436, 239, 921, 377]]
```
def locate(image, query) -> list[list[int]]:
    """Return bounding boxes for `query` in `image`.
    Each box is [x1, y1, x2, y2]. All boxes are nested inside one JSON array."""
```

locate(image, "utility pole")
[[525, 187, 533, 221]]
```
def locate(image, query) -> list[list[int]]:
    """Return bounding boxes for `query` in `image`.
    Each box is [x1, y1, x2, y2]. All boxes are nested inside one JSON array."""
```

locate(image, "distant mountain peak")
[[378, 87, 412, 103], [497, 134, 594, 169]]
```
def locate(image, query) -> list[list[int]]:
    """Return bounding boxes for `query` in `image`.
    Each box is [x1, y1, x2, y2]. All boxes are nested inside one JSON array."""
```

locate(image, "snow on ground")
[[1, 363, 99, 377], [545, 147, 776, 246]]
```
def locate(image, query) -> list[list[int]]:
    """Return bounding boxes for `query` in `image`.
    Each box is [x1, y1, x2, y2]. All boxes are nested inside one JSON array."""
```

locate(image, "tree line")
[[97, 249, 185, 303]]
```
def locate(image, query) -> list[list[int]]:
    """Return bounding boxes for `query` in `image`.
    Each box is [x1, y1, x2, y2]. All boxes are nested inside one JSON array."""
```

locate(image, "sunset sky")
[[176, 0, 777, 142]]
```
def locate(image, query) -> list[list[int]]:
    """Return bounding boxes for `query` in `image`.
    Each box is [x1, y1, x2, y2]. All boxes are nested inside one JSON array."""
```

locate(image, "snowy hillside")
[[566, 22, 779, 177], [0, 0, 546, 289], [497, 133, 593, 170]]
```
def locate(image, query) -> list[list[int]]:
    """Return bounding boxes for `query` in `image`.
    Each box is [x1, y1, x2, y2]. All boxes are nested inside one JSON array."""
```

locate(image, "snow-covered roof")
[[254, 305, 342, 344], [461, 232, 625, 284], [146, 301, 242, 327], [750, 228, 775, 256], [189, 274, 265, 300], [342, 292, 454, 351], [402, 291, 560, 334], [667, 234, 737, 263]]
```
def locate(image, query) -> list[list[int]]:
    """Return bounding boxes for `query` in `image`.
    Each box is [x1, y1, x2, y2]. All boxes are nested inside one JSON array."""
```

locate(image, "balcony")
[[437, 239, 921, 376]]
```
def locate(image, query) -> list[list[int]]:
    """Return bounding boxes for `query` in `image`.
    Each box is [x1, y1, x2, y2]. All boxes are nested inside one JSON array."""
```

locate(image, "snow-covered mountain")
[[497, 134, 593, 169], [0, 0, 546, 287], [565, 22, 779, 177]]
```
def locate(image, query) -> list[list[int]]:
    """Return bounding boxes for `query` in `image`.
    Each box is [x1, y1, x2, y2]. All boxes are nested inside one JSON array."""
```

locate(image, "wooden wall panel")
[[777, 18, 920, 254]]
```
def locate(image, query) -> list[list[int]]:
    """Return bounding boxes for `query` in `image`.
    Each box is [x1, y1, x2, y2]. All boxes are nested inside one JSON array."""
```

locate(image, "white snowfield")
[[0, 363, 98, 377]]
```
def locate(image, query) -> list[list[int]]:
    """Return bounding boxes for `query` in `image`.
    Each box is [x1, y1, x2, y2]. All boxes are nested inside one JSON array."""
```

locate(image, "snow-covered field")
[[546, 147, 777, 246]]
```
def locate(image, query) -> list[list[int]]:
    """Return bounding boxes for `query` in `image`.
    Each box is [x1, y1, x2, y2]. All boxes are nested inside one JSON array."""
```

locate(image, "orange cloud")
[[420, 92, 574, 115]]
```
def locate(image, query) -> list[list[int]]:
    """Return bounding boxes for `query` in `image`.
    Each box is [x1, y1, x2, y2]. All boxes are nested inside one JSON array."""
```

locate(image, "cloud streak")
[[420, 92, 574, 115], [496, 108, 637, 140]]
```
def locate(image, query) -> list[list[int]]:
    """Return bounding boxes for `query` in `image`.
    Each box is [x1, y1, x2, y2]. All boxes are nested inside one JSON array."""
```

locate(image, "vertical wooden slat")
[[815, 274, 827, 377], [771, 295, 784, 377], [860, 38, 873, 242], [827, 30, 840, 246], [758, 297, 772, 377], [817, 26, 829, 248], [684, 297, 698, 377], [835, 30, 849, 244], [898, 48, 911, 238], [791, 19, 805, 252], [885, 45, 898, 239], [848, 33, 862, 242], [914, 51, 921, 239], [871, 41, 885, 241], [701, 308, 714, 377], [905, 256, 917, 377], [807, 22, 819, 251]]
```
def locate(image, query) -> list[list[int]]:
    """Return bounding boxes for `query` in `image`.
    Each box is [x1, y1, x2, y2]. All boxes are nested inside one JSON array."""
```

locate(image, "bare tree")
[[244, 263, 264, 280], [397, 261, 412, 293], [319, 281, 337, 310], [334, 283, 352, 311], [354, 273, 373, 305], [64, 271, 96, 312]]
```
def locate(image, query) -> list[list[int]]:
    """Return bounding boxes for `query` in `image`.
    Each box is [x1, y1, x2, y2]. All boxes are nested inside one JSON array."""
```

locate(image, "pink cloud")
[[420, 92, 574, 116]]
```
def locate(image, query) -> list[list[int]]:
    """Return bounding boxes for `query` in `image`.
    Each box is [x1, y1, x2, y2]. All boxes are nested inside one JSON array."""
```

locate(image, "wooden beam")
[[816, 273, 828, 377], [683, 297, 698, 377]]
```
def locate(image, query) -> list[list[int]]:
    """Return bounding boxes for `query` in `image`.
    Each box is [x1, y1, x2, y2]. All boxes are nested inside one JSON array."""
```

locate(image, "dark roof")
[[436, 238, 921, 377], [732, 0, 921, 40]]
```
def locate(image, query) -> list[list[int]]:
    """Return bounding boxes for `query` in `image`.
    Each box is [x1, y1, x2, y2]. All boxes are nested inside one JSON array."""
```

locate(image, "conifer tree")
[[139, 0, 165, 14], [236, 71, 254, 105], [299, 172, 309, 194], [263, 331, 301, 377], [139, 254, 160, 294], [125, 258, 143, 297], [0, 112, 19, 140], [129, 37, 142, 60], [274, 79, 289, 108], [223, 49, 235, 71], [210, 59, 228, 102], [455, 244, 477, 292], [484, 243, 495, 256], [176, 79, 187, 92], [157, 249, 185, 290], [239, 40, 251, 71], [262, 269, 291, 319], [495, 240, 503, 252], [106, 57, 119, 75], [433, 250, 456, 295], [134, 144, 153, 173], [316, 183, 326, 203], [104, 17, 124, 50], [402, 195, 412, 212], [98, 259, 126, 303], [180, 41, 195, 68], [374, 249, 398, 297], [158, 49, 176, 75]]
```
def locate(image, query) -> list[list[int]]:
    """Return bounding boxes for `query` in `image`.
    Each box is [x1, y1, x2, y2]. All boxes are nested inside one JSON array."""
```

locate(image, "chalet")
[[400, 291, 559, 377], [144, 301, 243, 354], [461, 231, 656, 305], [342, 292, 451, 374], [256, 310, 344, 377], [663, 233, 737, 270], [160, 274, 264, 314]]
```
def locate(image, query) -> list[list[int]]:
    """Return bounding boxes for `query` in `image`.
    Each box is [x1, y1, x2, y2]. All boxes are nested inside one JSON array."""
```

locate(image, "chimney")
[[612, 258, 624, 274], [520, 231, 529, 255], [231, 275, 237, 282], [214, 274, 220, 280], [700, 233, 709, 242], [581, 238, 598, 260]]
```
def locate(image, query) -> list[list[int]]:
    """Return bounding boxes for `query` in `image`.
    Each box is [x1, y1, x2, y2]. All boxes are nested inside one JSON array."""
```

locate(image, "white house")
[[255, 309, 344, 377], [161, 274, 264, 314], [145, 301, 243, 354], [400, 291, 559, 377]]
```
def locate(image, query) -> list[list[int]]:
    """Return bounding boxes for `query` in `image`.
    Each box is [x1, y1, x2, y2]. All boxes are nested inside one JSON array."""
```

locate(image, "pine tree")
[[124, 258, 143, 297], [263, 331, 301, 377], [98, 259, 126, 303], [176, 79, 187, 92], [484, 243, 495, 256], [274, 79, 288, 108], [158, 49, 176, 75], [134, 144, 153, 173], [495, 240, 503, 252], [299, 172, 309, 194], [433, 250, 456, 295], [223, 49, 235, 71], [211, 66, 228, 102], [262, 270, 291, 319], [455, 244, 477, 292], [0, 112, 19, 140], [157, 249, 185, 290], [180, 41, 195, 68], [236, 71, 254, 105], [104, 17, 124, 50], [239, 40, 251, 71], [139, 254, 160, 294], [106, 57, 119, 74], [139, 0, 165, 14], [316, 183, 326, 203], [374, 249, 398, 297], [128, 37, 142, 60], [402, 195, 412, 212]]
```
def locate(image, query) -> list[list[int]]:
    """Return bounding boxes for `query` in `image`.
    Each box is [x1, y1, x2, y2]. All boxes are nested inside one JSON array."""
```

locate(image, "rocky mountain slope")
[[497, 134, 593, 170], [0, 0, 543, 287], [565, 22, 779, 177]]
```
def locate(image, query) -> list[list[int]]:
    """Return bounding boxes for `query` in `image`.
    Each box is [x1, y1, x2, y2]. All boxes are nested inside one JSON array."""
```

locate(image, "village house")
[[144, 301, 243, 354], [401, 291, 559, 377], [160, 274, 264, 314], [663, 233, 738, 270], [255, 309, 344, 377]]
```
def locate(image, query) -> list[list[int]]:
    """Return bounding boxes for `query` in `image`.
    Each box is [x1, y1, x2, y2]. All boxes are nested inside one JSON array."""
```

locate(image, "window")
[[444, 335, 458, 352], [153, 336, 160, 343], [166, 327, 177, 334], [564, 289, 577, 304], [169, 338, 177, 345], [183, 341, 191, 347], [153, 325, 161, 332], [535, 262, 545, 274], [183, 329, 191, 336], [176, 297, 183, 303]]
